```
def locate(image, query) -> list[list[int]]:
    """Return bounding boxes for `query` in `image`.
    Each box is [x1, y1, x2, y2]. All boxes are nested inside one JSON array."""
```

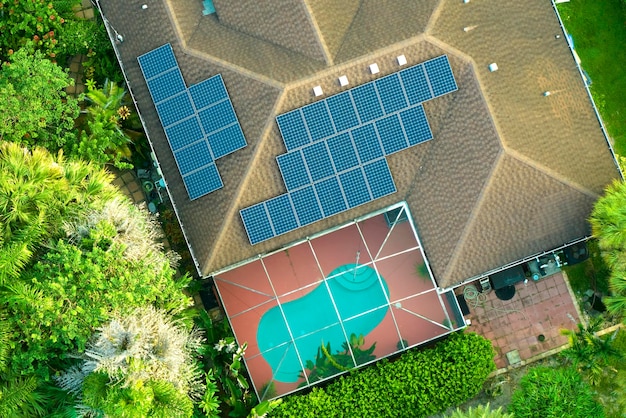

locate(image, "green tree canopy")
[[0, 0, 70, 60], [0, 48, 79, 148], [508, 366, 604, 418], [72, 80, 137, 168], [3, 237, 192, 378], [0, 316, 47, 417], [445, 403, 513, 418], [590, 179, 626, 316], [0, 141, 115, 281], [55, 307, 203, 417]]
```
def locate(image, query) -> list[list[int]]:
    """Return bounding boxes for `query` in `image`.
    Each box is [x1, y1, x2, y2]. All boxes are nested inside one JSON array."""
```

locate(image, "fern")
[[148, 380, 194, 418], [0, 374, 47, 417], [0, 241, 32, 284]]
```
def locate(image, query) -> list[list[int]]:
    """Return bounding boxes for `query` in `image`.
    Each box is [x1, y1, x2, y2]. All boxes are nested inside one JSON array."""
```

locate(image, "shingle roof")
[[97, 0, 620, 287]]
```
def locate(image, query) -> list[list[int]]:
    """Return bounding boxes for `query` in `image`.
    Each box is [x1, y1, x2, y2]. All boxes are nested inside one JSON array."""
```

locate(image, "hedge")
[[271, 332, 495, 417]]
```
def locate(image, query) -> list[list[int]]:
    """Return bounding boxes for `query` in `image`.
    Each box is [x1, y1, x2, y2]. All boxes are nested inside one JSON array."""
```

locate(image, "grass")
[[557, 0, 626, 155], [563, 239, 610, 297]]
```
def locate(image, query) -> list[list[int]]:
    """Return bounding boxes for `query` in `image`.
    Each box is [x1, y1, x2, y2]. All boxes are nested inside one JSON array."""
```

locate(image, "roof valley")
[[204, 88, 288, 271]]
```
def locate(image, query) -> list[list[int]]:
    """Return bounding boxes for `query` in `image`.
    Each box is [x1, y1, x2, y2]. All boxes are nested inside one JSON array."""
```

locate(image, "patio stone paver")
[[109, 168, 147, 206], [459, 272, 579, 369]]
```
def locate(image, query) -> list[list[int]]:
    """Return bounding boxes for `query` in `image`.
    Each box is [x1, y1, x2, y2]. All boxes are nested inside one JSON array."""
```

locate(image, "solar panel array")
[[138, 44, 247, 200], [240, 55, 457, 244]]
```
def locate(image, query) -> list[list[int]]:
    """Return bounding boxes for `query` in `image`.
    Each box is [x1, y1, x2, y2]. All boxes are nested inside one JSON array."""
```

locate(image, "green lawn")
[[557, 0, 626, 155]]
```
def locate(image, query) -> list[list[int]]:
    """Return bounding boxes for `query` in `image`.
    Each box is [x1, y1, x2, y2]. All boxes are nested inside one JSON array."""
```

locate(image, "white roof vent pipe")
[[488, 63, 499, 72], [313, 85, 324, 97]]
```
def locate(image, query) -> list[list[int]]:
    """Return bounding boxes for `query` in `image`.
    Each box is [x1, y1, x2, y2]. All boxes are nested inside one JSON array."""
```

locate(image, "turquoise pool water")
[[257, 264, 389, 383]]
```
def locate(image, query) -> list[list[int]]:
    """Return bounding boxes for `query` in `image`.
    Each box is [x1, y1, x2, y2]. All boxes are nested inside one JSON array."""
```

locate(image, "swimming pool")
[[257, 264, 389, 382]]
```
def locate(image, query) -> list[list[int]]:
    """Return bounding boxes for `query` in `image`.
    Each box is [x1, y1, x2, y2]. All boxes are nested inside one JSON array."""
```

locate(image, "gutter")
[[550, 0, 624, 180], [92, 0, 203, 277]]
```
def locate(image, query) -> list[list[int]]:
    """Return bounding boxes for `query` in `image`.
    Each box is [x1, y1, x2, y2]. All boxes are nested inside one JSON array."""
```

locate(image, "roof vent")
[[397, 55, 407, 66], [369, 63, 380, 74], [338, 75, 349, 87], [488, 63, 499, 72], [313, 85, 324, 97]]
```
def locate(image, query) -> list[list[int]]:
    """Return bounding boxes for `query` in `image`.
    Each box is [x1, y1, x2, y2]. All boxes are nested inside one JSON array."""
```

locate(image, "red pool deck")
[[459, 272, 580, 369], [213, 206, 465, 399]]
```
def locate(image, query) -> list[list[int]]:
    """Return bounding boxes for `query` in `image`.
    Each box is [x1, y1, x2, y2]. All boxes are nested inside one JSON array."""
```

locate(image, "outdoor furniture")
[[489, 265, 525, 290]]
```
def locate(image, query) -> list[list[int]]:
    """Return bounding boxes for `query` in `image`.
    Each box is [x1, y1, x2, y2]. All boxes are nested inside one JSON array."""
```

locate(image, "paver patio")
[[459, 272, 580, 368]]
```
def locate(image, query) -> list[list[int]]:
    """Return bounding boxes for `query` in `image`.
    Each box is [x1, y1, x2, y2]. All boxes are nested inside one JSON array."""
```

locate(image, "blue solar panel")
[[139, 44, 248, 201], [243, 54, 458, 244], [156, 93, 195, 127], [315, 177, 347, 217], [276, 110, 310, 151], [400, 106, 432, 145], [351, 83, 384, 123], [266, 194, 299, 235], [146, 69, 186, 104], [399, 64, 432, 105], [376, 115, 408, 155], [184, 163, 223, 200], [241, 203, 275, 245], [326, 92, 360, 132], [326, 133, 359, 173], [207, 124, 247, 159], [302, 142, 335, 182], [290, 186, 323, 226], [375, 74, 408, 114], [424, 56, 457, 97], [351, 123, 383, 163], [174, 140, 213, 175], [198, 101, 237, 134], [137, 44, 178, 80], [277, 151, 310, 191], [339, 168, 371, 208], [189, 75, 228, 110], [363, 159, 396, 199], [302, 101, 335, 142], [165, 117, 204, 151]]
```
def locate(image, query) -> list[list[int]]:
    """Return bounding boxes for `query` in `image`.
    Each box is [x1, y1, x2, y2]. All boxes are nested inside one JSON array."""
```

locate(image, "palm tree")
[[74, 80, 144, 168], [560, 317, 621, 385], [0, 141, 116, 280], [445, 403, 513, 418], [0, 315, 47, 417], [590, 179, 626, 318], [55, 307, 204, 417]]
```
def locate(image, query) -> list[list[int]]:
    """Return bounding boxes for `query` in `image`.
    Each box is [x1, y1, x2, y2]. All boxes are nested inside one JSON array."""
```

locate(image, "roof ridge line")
[[504, 148, 600, 200], [203, 88, 288, 273], [302, 0, 334, 66], [181, 39, 285, 90], [440, 151, 504, 283], [286, 33, 429, 88], [424, 0, 446, 35], [422, 34, 474, 65]]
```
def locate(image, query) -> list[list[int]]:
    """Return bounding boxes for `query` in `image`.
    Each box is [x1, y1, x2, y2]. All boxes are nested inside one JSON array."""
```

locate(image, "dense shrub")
[[271, 332, 495, 418], [508, 366, 604, 418]]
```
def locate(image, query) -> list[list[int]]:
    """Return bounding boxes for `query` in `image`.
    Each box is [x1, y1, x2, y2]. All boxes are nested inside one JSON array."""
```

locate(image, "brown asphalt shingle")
[[98, 0, 620, 287]]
